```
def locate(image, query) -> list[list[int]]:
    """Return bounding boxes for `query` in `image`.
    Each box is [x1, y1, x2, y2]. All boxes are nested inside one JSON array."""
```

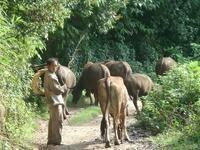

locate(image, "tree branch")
[[67, 33, 87, 69]]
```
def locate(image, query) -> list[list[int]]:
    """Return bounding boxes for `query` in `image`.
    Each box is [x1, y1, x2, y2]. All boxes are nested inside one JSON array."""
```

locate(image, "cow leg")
[[86, 91, 91, 104], [126, 95, 132, 116], [140, 97, 144, 111], [100, 117, 106, 140], [122, 109, 131, 142], [87, 92, 95, 105], [108, 115, 111, 125], [117, 122, 123, 144], [89, 93, 94, 105], [105, 114, 111, 148], [133, 92, 139, 113], [113, 117, 120, 145], [94, 92, 98, 106], [126, 106, 129, 116], [62, 91, 70, 116], [100, 104, 111, 147]]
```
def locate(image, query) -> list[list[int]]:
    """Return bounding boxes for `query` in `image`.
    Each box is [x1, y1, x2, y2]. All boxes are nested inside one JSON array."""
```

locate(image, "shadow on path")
[[35, 138, 103, 150]]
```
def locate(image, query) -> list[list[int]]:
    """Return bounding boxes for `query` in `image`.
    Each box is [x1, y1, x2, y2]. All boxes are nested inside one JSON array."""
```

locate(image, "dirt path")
[[33, 101, 156, 150]]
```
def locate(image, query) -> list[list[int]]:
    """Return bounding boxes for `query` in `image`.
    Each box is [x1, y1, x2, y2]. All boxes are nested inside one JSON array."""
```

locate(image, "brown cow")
[[124, 73, 153, 113], [155, 57, 177, 75], [56, 65, 76, 99], [96, 76, 131, 148]]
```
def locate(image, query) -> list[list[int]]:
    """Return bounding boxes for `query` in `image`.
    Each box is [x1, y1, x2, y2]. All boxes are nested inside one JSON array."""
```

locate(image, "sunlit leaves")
[[0, 0, 71, 145], [140, 62, 200, 132]]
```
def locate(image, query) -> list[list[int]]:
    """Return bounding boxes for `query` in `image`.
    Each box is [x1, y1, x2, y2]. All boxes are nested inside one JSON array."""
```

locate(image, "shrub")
[[0, 0, 70, 147], [139, 61, 200, 133]]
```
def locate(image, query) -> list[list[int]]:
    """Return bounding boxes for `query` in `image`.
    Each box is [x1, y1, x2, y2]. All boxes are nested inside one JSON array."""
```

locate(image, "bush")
[[139, 61, 200, 133], [5, 99, 36, 141], [151, 105, 200, 149], [0, 0, 70, 147]]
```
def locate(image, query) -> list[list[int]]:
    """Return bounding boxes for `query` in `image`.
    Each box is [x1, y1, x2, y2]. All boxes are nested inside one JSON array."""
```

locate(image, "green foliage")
[[0, 0, 71, 148], [5, 99, 36, 141], [2, 0, 72, 37], [151, 130, 199, 150], [139, 61, 200, 133], [151, 108, 200, 149], [0, 140, 12, 150], [39, 0, 200, 78], [141, 61, 200, 148], [39, 0, 129, 75], [0, 9, 39, 144], [191, 43, 200, 59], [0, 0, 200, 148], [67, 92, 92, 107]]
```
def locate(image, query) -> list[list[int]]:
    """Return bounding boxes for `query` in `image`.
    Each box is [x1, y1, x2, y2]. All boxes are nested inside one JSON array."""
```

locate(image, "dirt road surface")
[[33, 100, 156, 150]]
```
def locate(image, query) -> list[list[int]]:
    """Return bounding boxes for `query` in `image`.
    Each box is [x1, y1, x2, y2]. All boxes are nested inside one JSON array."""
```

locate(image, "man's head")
[[46, 58, 59, 73]]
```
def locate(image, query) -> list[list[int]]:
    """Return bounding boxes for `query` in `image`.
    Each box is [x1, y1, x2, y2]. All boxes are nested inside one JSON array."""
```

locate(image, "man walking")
[[43, 58, 68, 145]]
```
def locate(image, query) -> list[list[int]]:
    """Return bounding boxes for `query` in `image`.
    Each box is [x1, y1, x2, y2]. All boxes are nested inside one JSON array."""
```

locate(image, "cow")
[[72, 62, 110, 105], [155, 57, 177, 75], [124, 73, 153, 113], [96, 76, 131, 148], [103, 60, 132, 80]]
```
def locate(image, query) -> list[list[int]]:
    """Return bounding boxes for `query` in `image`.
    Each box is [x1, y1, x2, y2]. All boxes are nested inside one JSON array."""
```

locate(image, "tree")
[[0, 0, 73, 147], [41, 0, 200, 75]]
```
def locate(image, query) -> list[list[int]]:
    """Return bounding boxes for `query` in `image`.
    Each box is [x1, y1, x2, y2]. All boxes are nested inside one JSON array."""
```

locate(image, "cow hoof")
[[105, 142, 111, 148], [114, 140, 120, 145]]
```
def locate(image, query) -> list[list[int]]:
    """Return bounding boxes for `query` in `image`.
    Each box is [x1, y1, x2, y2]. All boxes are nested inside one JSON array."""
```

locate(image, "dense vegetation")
[[0, 0, 200, 149], [140, 61, 200, 131], [140, 61, 200, 149], [0, 0, 71, 148], [39, 0, 200, 75]]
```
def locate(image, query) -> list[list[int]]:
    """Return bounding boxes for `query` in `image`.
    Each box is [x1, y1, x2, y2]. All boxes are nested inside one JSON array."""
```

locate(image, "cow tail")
[[101, 77, 111, 137], [105, 77, 111, 115], [100, 64, 110, 78], [99, 81, 105, 137]]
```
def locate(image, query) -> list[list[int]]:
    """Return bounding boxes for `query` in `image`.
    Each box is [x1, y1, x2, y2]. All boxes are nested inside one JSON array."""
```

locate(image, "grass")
[[150, 130, 200, 150], [66, 92, 101, 125], [67, 92, 92, 107], [70, 106, 101, 125], [37, 93, 101, 125]]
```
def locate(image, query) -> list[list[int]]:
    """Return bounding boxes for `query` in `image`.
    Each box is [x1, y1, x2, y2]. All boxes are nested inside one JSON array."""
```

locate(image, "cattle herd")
[[32, 57, 177, 148]]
